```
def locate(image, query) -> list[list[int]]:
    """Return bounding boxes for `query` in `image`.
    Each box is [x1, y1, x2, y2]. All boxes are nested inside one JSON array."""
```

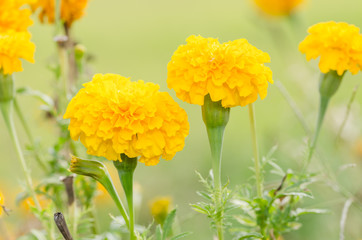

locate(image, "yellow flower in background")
[[299, 21, 362, 75], [150, 196, 172, 225], [0, 191, 4, 216], [0, 31, 35, 75], [64, 74, 189, 166], [19, 194, 50, 213], [167, 35, 273, 108], [252, 0, 303, 16], [0, 1, 33, 33], [31, 0, 89, 27]]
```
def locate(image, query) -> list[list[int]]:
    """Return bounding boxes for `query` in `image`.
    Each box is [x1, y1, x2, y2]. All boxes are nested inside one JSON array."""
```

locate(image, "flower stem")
[[248, 103, 263, 198], [0, 100, 41, 210], [114, 154, 138, 240], [13, 98, 48, 172], [205, 126, 225, 240], [202, 95, 229, 240]]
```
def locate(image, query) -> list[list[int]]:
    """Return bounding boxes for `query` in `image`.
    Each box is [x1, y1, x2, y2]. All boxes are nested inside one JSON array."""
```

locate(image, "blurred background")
[[1, 0, 361, 239]]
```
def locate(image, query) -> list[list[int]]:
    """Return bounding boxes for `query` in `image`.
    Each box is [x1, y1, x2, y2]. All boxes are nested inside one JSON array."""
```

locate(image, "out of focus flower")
[[0, 1, 33, 33], [252, 0, 303, 16], [0, 190, 4, 216], [167, 35, 273, 108], [354, 138, 362, 159], [299, 21, 362, 75], [0, 31, 35, 75], [31, 0, 89, 27], [64, 74, 189, 166], [149, 196, 172, 225], [19, 194, 50, 213]]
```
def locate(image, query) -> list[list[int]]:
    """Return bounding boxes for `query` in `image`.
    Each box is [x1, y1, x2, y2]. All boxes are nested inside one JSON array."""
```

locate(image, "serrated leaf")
[[162, 209, 176, 239], [238, 232, 263, 239], [170, 232, 192, 240]]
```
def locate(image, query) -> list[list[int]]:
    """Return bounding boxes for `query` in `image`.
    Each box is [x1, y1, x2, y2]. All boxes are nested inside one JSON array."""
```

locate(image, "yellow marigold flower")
[[167, 35, 273, 108], [0, 1, 33, 33], [64, 74, 189, 166], [0, 30, 35, 75], [31, 0, 89, 27], [0, 191, 4, 216], [150, 196, 172, 225], [252, 0, 303, 16], [299, 21, 362, 76]]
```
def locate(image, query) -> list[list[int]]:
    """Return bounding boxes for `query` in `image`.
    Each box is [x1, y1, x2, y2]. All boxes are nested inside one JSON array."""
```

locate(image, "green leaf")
[[276, 191, 313, 199], [155, 225, 163, 240], [170, 232, 192, 240], [16, 87, 54, 108], [238, 232, 263, 239], [292, 208, 329, 216], [162, 209, 177, 239]]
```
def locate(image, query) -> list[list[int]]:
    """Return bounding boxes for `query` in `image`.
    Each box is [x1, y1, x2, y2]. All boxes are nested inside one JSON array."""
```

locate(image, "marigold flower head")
[[252, 0, 303, 16], [0, 1, 33, 33], [0, 30, 35, 75], [64, 74, 189, 166], [299, 21, 362, 76], [31, 0, 89, 27], [167, 35, 273, 108]]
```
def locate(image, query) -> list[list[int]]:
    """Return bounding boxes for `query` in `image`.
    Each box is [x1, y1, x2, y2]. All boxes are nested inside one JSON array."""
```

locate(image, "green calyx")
[[0, 72, 14, 103], [202, 94, 230, 129], [319, 70, 345, 99]]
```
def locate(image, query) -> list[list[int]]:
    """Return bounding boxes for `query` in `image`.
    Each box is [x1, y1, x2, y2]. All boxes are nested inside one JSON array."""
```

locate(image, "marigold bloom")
[[150, 196, 172, 225], [0, 1, 33, 33], [299, 21, 362, 76], [64, 74, 189, 166], [167, 35, 273, 108], [252, 0, 303, 16], [0, 31, 35, 75], [31, 0, 89, 27]]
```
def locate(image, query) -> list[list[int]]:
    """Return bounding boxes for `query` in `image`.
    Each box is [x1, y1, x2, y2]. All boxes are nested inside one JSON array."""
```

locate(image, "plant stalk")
[[248, 103, 263, 198], [114, 155, 138, 240]]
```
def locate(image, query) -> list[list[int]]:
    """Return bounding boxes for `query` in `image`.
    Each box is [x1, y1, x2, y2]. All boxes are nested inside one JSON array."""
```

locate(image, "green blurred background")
[[1, 0, 362, 239]]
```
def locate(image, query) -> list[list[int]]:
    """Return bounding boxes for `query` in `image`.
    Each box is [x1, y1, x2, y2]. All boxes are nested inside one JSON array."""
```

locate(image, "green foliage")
[[231, 148, 327, 240], [191, 171, 234, 232]]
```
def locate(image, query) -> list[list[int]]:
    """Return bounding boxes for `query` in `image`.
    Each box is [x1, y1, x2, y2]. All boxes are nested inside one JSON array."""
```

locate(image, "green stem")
[[114, 155, 137, 240], [13, 98, 48, 172], [205, 126, 225, 240], [305, 96, 330, 169], [248, 104, 263, 198], [0, 100, 41, 211]]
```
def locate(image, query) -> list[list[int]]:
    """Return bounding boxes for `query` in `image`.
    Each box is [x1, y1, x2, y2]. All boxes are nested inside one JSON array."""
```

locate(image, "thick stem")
[[114, 155, 138, 240], [205, 126, 225, 240], [0, 100, 41, 210], [248, 104, 263, 198], [13, 98, 48, 172]]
